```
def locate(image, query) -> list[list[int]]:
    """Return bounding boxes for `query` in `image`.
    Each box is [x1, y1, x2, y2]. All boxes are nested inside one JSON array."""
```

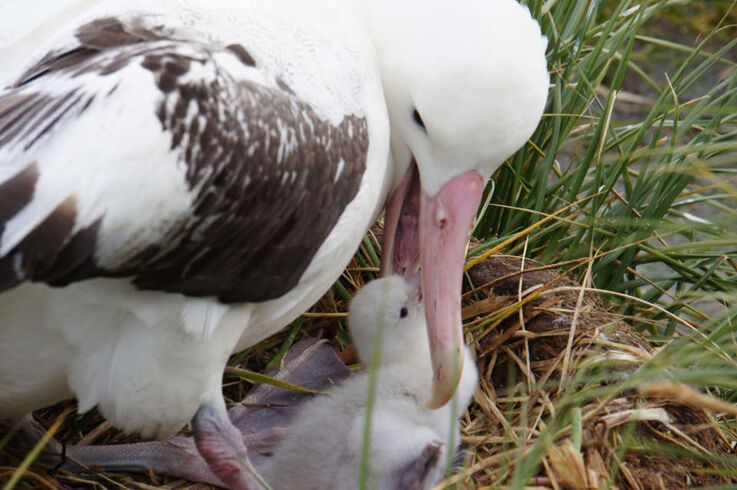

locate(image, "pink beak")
[[420, 170, 484, 408], [382, 167, 484, 408]]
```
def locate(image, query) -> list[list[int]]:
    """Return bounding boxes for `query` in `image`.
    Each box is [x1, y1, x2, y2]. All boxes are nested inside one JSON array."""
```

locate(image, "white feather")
[[0, 0, 548, 454], [0, 0, 390, 440], [181, 299, 230, 339]]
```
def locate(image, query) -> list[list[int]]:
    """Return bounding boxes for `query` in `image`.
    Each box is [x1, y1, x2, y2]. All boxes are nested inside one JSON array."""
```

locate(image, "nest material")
[[1, 254, 736, 489], [457, 256, 736, 489]]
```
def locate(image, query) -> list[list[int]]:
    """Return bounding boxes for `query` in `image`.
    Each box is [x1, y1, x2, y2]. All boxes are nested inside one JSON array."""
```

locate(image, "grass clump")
[[453, 0, 737, 487]]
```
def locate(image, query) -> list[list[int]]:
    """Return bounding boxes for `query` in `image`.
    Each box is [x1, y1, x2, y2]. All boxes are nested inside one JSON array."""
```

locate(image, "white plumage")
[[260, 277, 478, 490], [0, 0, 548, 485], [0, 0, 389, 437]]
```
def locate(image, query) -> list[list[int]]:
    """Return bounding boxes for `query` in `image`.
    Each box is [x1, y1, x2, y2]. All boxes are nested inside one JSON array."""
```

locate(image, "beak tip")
[[426, 359, 464, 410], [425, 394, 451, 410]]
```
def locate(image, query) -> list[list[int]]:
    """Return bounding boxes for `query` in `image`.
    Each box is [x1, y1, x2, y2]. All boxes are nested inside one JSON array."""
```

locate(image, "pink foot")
[[192, 403, 269, 490]]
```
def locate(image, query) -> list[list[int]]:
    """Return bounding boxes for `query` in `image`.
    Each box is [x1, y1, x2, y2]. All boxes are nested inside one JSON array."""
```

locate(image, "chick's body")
[[261, 277, 478, 489]]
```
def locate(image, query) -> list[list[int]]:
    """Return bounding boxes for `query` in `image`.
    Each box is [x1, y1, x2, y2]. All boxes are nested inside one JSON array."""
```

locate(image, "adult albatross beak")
[[420, 170, 484, 408], [382, 167, 484, 409]]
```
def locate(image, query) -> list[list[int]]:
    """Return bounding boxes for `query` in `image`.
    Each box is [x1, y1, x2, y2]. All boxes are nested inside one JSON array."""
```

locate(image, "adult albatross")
[[0, 0, 548, 487]]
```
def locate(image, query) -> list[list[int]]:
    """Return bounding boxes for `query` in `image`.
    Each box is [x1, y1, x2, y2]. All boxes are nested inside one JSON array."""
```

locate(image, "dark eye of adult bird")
[[400, 306, 409, 318], [412, 109, 426, 131], [0, 0, 548, 487]]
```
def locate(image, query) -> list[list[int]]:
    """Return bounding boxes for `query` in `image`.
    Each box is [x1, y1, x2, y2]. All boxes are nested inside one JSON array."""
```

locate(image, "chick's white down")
[[260, 277, 478, 490]]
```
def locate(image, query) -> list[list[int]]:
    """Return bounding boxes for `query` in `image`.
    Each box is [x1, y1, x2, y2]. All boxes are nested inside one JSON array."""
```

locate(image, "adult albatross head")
[[358, 0, 549, 407]]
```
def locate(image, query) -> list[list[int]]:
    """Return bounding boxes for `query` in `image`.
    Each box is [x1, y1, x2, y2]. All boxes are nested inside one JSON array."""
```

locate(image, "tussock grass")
[[459, 0, 736, 486], [1, 0, 736, 489]]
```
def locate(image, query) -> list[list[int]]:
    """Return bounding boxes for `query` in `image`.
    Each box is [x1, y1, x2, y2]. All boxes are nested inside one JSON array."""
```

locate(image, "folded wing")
[[0, 16, 369, 303]]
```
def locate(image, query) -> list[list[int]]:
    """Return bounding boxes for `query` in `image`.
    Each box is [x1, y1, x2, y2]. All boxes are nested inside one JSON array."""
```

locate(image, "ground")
[[2, 252, 736, 489]]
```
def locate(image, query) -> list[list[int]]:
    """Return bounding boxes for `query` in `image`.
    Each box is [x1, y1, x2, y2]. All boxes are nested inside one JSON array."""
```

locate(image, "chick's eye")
[[412, 109, 427, 132], [400, 306, 409, 319]]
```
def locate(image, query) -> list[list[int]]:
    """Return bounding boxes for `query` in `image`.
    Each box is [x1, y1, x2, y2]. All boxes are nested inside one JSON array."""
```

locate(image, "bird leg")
[[18, 413, 226, 486], [192, 399, 269, 490], [193, 336, 352, 489], [18, 414, 291, 487], [20, 338, 349, 488]]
